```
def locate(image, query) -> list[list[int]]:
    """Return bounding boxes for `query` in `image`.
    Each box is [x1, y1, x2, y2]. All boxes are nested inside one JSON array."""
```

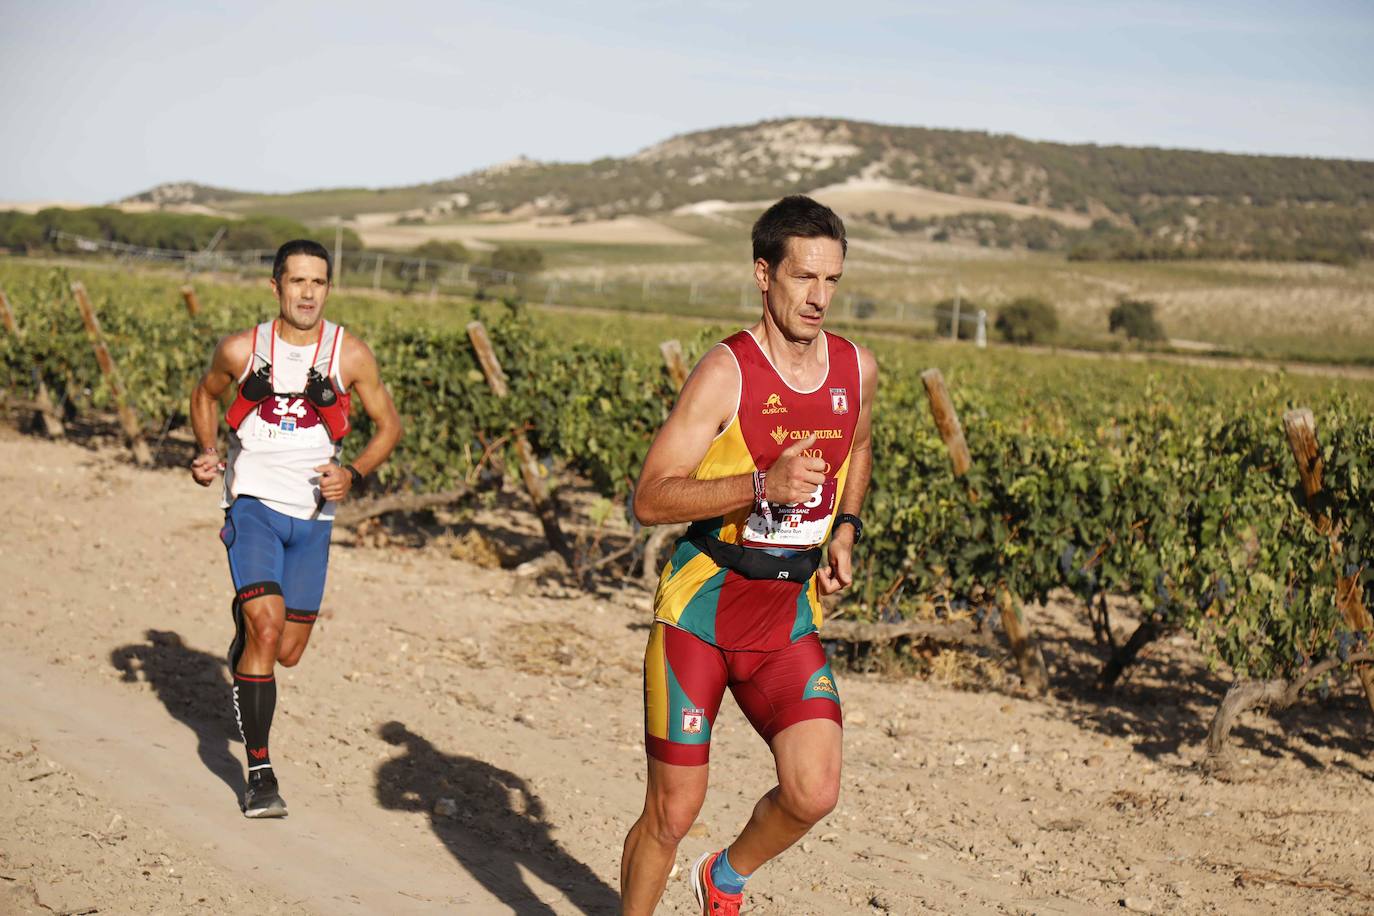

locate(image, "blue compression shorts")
[[219, 496, 332, 622]]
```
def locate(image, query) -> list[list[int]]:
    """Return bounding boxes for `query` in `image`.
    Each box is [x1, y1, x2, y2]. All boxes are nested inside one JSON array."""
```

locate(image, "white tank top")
[[221, 320, 346, 520]]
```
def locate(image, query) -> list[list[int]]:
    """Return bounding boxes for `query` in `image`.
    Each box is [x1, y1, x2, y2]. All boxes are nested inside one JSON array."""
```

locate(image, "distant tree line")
[[0, 207, 362, 255], [928, 294, 1169, 348], [870, 211, 1074, 251], [1065, 204, 1374, 265], [370, 239, 544, 288], [870, 202, 1371, 265]]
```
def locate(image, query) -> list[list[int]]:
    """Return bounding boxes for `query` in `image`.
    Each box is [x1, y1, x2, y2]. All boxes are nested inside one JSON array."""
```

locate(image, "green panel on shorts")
[[803, 664, 841, 704], [676, 567, 727, 646], [665, 654, 711, 744], [789, 582, 819, 642]]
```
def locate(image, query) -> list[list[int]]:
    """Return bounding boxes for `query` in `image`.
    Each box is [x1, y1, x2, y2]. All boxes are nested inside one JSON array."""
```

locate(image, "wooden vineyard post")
[[1282, 409, 1325, 526], [921, 367, 1049, 694], [920, 369, 971, 476], [0, 289, 65, 438], [1335, 577, 1374, 715], [467, 321, 509, 396], [659, 339, 689, 391], [180, 285, 202, 317], [0, 289, 14, 336], [1282, 408, 1374, 714], [466, 320, 575, 572], [71, 282, 151, 465], [995, 586, 1051, 695]]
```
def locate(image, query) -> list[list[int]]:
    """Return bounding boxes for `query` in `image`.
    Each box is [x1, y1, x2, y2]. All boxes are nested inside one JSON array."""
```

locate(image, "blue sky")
[[3, 0, 1371, 203]]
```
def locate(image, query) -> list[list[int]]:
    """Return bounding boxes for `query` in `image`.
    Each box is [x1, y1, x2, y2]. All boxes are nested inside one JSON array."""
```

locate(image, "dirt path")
[[2, 428, 1372, 914]]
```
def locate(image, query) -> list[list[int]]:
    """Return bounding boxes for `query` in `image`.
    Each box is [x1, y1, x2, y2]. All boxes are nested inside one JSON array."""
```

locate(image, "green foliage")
[[490, 246, 544, 276], [0, 207, 362, 254], [877, 212, 1072, 252], [4, 258, 1372, 695], [1067, 204, 1374, 264], [1108, 298, 1167, 342], [994, 297, 1058, 344], [410, 239, 470, 263], [0, 265, 662, 500], [863, 362, 1370, 687]]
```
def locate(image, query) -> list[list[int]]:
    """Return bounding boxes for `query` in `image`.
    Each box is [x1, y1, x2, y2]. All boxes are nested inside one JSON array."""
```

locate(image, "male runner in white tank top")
[[189, 240, 402, 817]]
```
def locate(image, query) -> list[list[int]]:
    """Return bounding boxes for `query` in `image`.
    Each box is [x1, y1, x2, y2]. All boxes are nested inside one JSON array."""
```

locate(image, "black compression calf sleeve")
[[233, 672, 276, 773]]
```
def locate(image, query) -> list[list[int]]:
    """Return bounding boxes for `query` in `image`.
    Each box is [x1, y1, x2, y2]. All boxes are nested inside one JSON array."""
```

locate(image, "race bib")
[[252, 396, 322, 440], [742, 479, 837, 548]]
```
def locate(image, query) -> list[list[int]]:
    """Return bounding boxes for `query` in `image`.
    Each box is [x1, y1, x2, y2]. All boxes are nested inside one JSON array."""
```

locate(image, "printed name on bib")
[[743, 478, 837, 547]]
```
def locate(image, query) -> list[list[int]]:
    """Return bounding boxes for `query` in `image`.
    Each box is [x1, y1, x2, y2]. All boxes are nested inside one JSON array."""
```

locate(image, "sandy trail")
[[0, 650, 501, 913], [2, 426, 1372, 915]]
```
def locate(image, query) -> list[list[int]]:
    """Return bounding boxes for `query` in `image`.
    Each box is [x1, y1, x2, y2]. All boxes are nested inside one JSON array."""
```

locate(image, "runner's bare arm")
[[188, 331, 252, 486], [817, 345, 878, 594], [317, 334, 402, 499], [836, 345, 877, 519], [634, 346, 825, 526]]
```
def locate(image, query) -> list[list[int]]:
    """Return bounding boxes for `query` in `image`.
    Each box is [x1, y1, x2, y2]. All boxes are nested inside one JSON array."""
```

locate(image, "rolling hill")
[[119, 117, 1374, 262]]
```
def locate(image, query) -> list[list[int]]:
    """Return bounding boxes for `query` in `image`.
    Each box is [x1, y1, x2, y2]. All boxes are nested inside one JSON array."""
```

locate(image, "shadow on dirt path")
[[375, 721, 619, 915], [110, 628, 243, 802]]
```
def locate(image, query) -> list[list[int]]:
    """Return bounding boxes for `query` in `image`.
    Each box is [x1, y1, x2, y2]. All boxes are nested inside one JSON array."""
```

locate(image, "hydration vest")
[[226, 320, 352, 442]]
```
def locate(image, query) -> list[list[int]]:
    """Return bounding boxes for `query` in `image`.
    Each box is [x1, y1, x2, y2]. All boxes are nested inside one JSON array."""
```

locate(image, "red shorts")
[[643, 622, 842, 766]]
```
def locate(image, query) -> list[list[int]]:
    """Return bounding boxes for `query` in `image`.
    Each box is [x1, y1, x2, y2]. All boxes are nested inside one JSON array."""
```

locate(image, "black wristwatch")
[[834, 513, 863, 543], [345, 464, 364, 489]]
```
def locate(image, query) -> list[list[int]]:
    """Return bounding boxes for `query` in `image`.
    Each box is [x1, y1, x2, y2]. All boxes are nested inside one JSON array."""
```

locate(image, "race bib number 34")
[[255, 396, 320, 436]]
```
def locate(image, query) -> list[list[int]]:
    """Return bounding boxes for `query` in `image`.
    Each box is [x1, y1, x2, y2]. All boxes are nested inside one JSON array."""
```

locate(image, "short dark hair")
[[272, 239, 332, 284], [751, 195, 846, 269]]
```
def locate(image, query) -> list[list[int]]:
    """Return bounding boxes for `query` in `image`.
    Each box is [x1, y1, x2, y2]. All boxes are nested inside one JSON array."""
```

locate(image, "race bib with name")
[[741, 478, 837, 548]]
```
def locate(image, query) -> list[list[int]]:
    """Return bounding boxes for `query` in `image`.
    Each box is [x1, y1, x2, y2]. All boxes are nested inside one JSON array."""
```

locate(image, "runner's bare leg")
[[237, 600, 312, 672], [276, 621, 313, 667], [620, 759, 710, 915], [237, 596, 285, 675], [722, 718, 842, 873]]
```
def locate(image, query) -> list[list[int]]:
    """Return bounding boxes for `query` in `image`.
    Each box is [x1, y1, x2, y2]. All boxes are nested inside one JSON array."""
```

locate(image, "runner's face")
[[756, 237, 844, 343], [271, 255, 331, 332]]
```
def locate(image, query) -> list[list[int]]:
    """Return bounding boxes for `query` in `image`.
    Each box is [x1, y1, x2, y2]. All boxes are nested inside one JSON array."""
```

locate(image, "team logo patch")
[[681, 707, 705, 735], [804, 667, 841, 703], [770, 425, 788, 445], [762, 393, 788, 415], [830, 388, 849, 415]]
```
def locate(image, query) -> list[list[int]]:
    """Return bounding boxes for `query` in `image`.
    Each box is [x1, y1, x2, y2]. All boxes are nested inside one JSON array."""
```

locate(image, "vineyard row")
[[1, 266, 1371, 764]]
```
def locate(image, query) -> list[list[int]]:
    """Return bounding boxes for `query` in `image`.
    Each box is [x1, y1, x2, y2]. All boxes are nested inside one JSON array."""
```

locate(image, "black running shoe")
[[242, 770, 287, 819], [228, 598, 245, 675]]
